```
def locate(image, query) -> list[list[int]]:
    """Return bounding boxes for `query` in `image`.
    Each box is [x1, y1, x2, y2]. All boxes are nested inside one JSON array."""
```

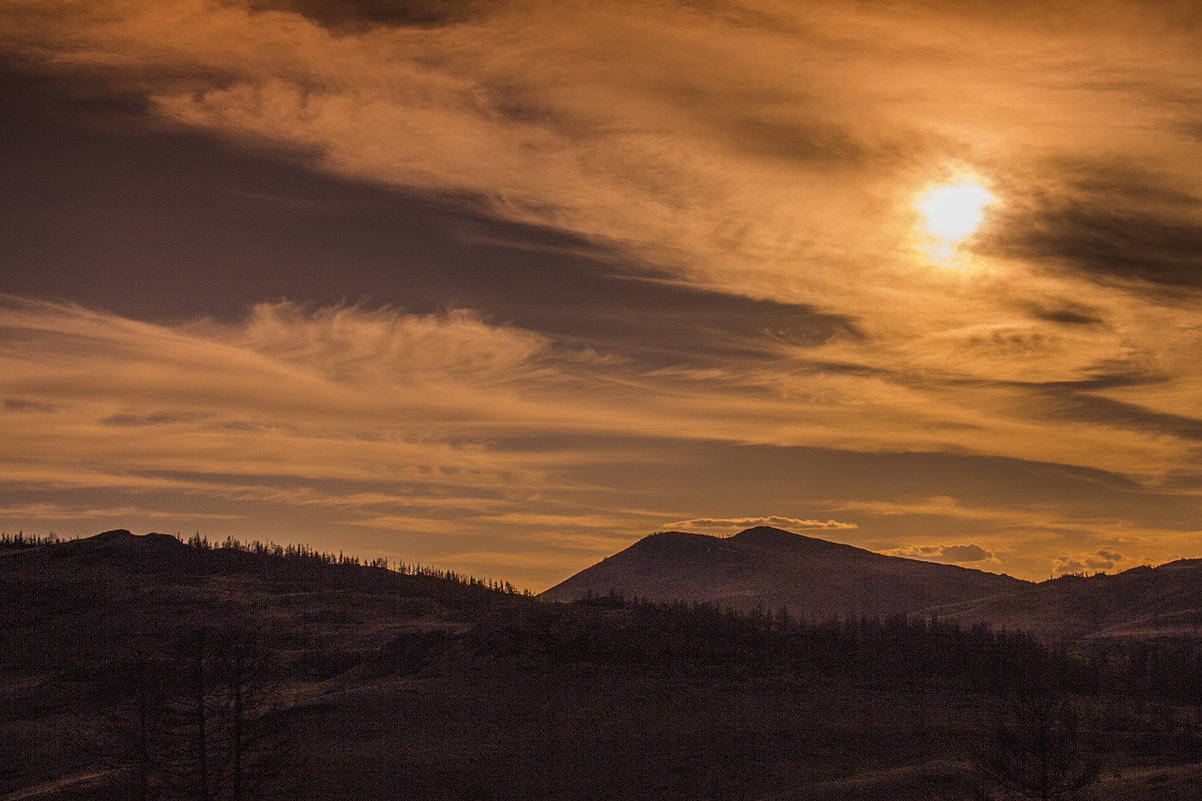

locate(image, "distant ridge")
[[928, 558, 1202, 642], [539, 526, 1027, 621]]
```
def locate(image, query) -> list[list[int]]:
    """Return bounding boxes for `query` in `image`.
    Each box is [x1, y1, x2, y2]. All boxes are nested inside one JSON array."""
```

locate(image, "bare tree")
[[977, 691, 1101, 801], [77, 621, 302, 801], [73, 645, 172, 801], [209, 625, 300, 801]]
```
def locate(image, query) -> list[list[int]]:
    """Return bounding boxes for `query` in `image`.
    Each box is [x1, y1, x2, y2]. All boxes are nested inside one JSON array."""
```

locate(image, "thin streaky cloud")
[[663, 516, 859, 533]]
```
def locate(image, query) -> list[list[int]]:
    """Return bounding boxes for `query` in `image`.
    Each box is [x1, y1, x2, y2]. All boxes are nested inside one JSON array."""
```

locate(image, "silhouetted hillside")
[[539, 526, 1027, 620], [0, 529, 530, 694], [5, 529, 1202, 801], [930, 558, 1202, 642]]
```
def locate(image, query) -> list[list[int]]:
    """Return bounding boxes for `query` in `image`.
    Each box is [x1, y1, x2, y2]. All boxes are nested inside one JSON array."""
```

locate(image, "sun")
[[917, 176, 994, 242]]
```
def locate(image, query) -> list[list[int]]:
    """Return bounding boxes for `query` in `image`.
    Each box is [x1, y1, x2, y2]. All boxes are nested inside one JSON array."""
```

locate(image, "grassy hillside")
[[931, 559, 1202, 642], [539, 526, 1027, 619], [2, 531, 1201, 801]]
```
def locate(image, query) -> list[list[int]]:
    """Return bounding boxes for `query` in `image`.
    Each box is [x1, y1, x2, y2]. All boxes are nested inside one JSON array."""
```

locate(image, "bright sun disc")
[[918, 177, 994, 242]]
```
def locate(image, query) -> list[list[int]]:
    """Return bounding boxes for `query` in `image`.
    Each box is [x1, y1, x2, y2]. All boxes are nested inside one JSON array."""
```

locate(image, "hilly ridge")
[[542, 525, 1202, 645], [5, 529, 1202, 801], [540, 525, 1028, 621], [930, 558, 1202, 642]]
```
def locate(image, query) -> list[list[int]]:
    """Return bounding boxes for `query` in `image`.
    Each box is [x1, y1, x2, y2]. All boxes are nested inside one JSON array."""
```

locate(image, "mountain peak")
[[729, 525, 865, 559], [59, 530, 189, 562], [541, 526, 1026, 618], [92, 528, 136, 543], [731, 526, 802, 544]]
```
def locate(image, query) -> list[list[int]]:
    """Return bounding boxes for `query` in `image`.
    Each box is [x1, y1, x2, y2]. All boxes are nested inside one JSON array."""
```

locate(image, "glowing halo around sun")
[[917, 176, 994, 243], [913, 174, 996, 270]]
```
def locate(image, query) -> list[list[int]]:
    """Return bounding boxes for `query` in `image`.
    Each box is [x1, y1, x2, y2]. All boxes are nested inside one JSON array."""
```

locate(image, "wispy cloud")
[[0, 295, 585, 488], [663, 516, 859, 534], [6, 294, 1193, 489], [0, 502, 241, 521], [834, 496, 1003, 520]]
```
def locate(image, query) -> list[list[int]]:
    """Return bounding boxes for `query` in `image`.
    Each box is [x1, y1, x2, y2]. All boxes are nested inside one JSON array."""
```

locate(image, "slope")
[[929, 558, 1202, 642], [539, 525, 1028, 620]]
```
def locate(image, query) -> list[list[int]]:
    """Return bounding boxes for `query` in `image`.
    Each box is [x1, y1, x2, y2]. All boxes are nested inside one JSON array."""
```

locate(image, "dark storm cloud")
[[0, 68, 617, 323], [3, 398, 55, 412], [245, 0, 484, 29], [973, 357, 1202, 447], [711, 111, 940, 170], [1026, 301, 1104, 326], [1024, 386, 1202, 443], [562, 284, 863, 370], [1019, 207, 1202, 287], [103, 413, 204, 427], [985, 164, 1202, 288], [0, 66, 863, 377]]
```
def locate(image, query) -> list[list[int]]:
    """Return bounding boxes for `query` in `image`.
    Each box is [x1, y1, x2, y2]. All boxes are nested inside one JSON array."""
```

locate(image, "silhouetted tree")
[[977, 691, 1101, 801], [78, 621, 301, 801], [75, 645, 172, 801], [209, 626, 299, 801]]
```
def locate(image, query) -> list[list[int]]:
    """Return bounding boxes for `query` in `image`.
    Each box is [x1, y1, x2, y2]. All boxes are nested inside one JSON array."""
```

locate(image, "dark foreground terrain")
[[2, 531, 1201, 800]]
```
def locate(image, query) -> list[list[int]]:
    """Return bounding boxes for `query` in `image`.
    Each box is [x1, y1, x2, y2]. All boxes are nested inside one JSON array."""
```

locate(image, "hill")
[[539, 526, 1028, 620], [0, 528, 526, 686], [3, 529, 1201, 801], [929, 558, 1202, 642]]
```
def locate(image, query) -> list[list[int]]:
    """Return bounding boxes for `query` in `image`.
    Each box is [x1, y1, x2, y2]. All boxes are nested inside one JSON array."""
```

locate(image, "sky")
[[2, 0, 1202, 590]]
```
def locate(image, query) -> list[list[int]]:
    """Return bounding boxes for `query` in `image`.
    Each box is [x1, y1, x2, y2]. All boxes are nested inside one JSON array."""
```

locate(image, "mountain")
[[539, 526, 1028, 620], [929, 558, 1202, 642]]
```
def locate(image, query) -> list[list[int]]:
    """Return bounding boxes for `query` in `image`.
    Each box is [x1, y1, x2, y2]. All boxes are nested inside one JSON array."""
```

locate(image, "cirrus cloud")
[[663, 516, 859, 534]]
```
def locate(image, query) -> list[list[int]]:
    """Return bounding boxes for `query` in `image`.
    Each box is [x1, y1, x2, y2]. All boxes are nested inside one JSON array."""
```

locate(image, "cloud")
[[836, 496, 1184, 545], [835, 497, 1041, 529], [4, 293, 1191, 490], [10, 0, 1199, 315], [473, 511, 647, 529], [248, 0, 481, 30], [1053, 548, 1128, 574], [0, 502, 242, 521], [3, 398, 56, 412], [886, 543, 996, 564], [983, 162, 1202, 289], [838, 496, 968, 517], [511, 528, 642, 554], [5, 0, 1202, 585], [5, 2, 1202, 483], [0, 296, 575, 497], [664, 516, 859, 533], [343, 515, 476, 535]]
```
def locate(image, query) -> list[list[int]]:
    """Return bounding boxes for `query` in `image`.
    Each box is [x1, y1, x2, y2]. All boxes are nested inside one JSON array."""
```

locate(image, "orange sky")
[[3, 0, 1202, 589]]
